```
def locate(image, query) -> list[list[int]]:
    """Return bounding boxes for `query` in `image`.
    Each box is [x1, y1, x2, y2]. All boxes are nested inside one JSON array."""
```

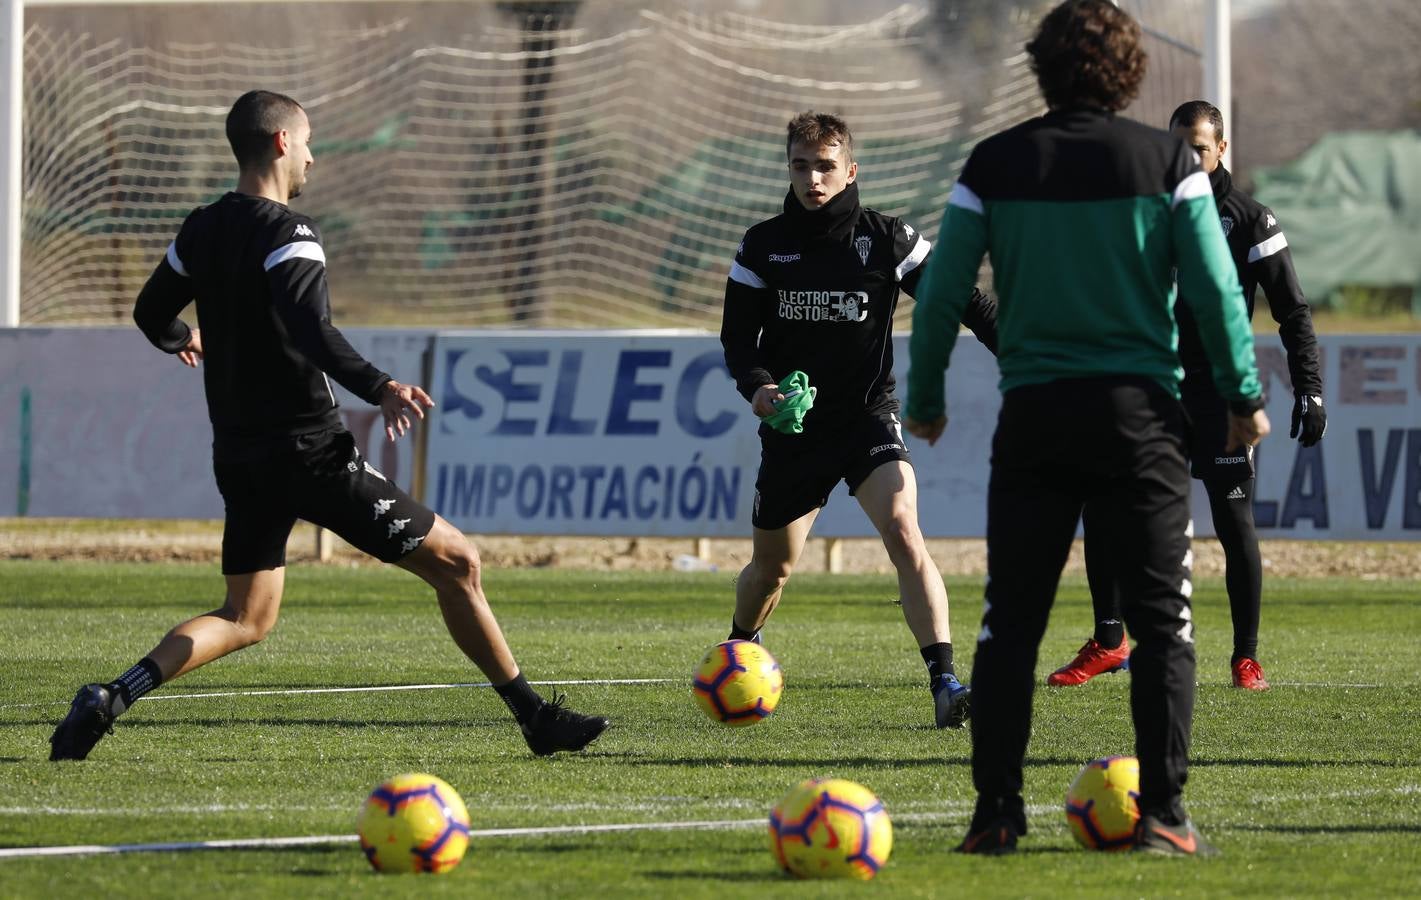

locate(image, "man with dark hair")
[[1049, 100, 1325, 692], [48, 90, 608, 761], [906, 0, 1268, 855], [720, 110, 997, 730]]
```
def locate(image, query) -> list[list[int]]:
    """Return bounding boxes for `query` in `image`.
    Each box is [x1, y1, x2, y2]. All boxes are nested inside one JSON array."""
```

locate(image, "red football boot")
[[1046, 638, 1130, 687], [1231, 657, 1270, 691]]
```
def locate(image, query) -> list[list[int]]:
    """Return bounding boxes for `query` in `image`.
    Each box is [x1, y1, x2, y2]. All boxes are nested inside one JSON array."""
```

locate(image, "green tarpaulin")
[[1251, 130, 1421, 313]]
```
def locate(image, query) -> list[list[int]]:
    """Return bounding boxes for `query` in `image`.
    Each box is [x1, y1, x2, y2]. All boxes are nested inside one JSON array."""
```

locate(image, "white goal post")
[[0, 0, 1229, 329]]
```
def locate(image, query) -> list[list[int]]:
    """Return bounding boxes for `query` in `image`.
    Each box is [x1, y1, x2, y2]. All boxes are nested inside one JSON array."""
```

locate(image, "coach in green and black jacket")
[[903, 0, 1270, 857]]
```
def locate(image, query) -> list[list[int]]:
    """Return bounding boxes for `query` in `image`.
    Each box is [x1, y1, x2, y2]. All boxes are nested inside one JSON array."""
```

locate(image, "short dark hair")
[[225, 90, 304, 169], [785, 111, 853, 162], [1168, 100, 1225, 143], [1026, 0, 1148, 112]]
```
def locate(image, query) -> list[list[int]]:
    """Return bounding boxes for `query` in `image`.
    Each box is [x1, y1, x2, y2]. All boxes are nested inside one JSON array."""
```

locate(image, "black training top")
[[1175, 165, 1322, 400], [720, 182, 996, 431], [133, 192, 390, 460]]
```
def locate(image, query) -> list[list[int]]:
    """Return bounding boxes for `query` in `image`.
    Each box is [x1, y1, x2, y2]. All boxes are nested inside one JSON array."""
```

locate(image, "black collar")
[[1209, 164, 1232, 204], [783, 181, 862, 243]]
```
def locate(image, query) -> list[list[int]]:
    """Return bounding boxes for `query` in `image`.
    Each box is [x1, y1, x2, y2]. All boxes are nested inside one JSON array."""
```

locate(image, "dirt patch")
[[1, 519, 1417, 579]]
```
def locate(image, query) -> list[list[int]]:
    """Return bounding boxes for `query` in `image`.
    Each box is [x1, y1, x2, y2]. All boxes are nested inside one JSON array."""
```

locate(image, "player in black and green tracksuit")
[[903, 68, 1266, 850]]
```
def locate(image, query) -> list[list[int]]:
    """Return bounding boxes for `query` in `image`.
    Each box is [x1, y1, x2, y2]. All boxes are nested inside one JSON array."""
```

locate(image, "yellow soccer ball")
[[357, 772, 471, 873], [1064, 755, 1141, 850], [769, 777, 893, 880], [692, 639, 784, 726]]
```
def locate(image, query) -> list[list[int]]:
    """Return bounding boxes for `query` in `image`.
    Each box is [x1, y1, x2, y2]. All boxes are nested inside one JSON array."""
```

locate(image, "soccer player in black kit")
[[1048, 101, 1326, 692], [48, 91, 607, 761], [719, 111, 997, 730]]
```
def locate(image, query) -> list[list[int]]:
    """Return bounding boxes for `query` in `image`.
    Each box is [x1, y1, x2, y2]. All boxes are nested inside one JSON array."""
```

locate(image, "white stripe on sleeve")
[[1171, 171, 1212, 209], [948, 182, 983, 215], [165, 242, 188, 277], [263, 241, 327, 271], [894, 236, 932, 282], [1247, 232, 1288, 263], [728, 260, 767, 289]]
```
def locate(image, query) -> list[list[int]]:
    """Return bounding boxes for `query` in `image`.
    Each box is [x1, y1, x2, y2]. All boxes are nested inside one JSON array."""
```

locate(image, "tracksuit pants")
[[970, 375, 1196, 825]]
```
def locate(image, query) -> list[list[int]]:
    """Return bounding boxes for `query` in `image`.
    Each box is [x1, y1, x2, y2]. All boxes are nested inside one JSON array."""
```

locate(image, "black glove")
[[1290, 393, 1326, 447]]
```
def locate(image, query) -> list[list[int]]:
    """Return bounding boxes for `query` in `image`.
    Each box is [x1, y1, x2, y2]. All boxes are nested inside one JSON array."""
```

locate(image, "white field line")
[[1268, 681, 1385, 689], [0, 678, 676, 710], [0, 819, 765, 860], [3, 677, 1393, 711], [5, 785, 1415, 821]]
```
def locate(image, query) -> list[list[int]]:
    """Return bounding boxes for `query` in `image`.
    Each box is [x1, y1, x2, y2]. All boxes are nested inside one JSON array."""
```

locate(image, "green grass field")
[[1, 561, 1418, 898]]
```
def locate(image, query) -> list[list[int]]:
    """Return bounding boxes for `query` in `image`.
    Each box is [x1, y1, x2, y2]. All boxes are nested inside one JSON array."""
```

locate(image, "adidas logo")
[[1226, 486, 1246, 500]]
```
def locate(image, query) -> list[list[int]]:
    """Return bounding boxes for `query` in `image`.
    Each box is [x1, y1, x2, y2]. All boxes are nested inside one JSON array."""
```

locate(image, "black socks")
[[494, 674, 544, 726], [1093, 619, 1125, 650], [728, 619, 762, 644], [921, 642, 955, 684], [110, 657, 163, 716]]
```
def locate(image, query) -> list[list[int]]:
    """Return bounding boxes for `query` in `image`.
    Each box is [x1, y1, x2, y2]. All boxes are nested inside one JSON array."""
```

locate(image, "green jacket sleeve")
[[1171, 174, 1264, 411], [906, 183, 989, 422]]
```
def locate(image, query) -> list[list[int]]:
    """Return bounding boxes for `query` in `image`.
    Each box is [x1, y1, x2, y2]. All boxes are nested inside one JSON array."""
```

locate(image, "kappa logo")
[[293, 224, 315, 238], [1219, 215, 1235, 237], [363, 461, 387, 481], [1265, 213, 1277, 229], [373, 498, 395, 520], [401, 534, 426, 553], [387, 517, 411, 538], [854, 235, 872, 266], [767, 252, 801, 263]]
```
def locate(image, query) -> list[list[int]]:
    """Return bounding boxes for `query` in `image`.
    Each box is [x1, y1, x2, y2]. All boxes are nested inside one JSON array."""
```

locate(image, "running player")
[[48, 91, 608, 761]]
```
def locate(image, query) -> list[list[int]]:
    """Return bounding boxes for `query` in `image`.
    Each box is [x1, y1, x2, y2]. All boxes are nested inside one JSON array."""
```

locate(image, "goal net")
[[18, 0, 1202, 329]]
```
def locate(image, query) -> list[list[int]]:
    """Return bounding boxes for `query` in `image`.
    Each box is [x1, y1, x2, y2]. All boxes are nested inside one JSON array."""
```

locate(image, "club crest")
[[854, 235, 872, 266]]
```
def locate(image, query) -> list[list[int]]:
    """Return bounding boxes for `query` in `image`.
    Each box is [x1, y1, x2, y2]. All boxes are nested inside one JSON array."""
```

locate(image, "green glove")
[[761, 370, 816, 435]]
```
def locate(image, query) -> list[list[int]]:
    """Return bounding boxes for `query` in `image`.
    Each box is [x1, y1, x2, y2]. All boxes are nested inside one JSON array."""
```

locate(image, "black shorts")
[[751, 411, 911, 530], [214, 427, 435, 574], [1182, 394, 1254, 485]]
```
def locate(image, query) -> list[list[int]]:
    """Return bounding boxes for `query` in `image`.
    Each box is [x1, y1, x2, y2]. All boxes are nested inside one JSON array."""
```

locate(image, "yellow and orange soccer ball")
[[769, 777, 893, 880], [357, 773, 471, 873], [1064, 755, 1142, 850], [692, 639, 784, 726]]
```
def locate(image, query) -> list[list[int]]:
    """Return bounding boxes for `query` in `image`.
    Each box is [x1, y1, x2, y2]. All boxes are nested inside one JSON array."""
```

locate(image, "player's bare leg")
[[855, 461, 950, 646], [398, 514, 607, 755], [855, 460, 969, 728], [733, 508, 819, 640], [50, 568, 286, 760], [146, 568, 287, 680], [397, 515, 518, 683]]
